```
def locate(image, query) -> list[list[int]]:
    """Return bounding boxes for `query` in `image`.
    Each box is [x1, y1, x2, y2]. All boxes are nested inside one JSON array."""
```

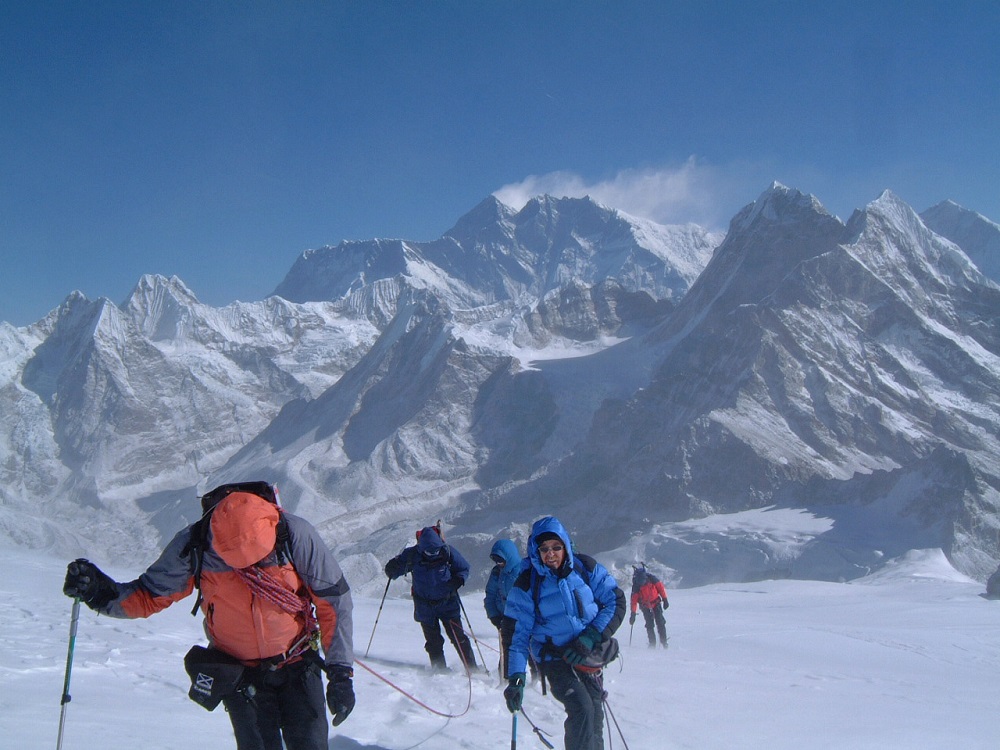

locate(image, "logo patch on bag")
[[193, 672, 215, 696]]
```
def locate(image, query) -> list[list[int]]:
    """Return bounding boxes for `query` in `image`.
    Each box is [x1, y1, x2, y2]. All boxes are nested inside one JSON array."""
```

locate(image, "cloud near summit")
[[494, 157, 759, 231]]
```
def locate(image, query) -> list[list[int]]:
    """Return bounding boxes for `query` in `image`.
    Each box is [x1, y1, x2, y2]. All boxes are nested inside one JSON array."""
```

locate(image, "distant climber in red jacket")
[[629, 565, 669, 648]]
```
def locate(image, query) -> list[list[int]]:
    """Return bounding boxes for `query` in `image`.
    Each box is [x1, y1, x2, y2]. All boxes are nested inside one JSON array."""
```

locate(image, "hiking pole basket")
[[365, 577, 392, 657], [56, 597, 81, 750]]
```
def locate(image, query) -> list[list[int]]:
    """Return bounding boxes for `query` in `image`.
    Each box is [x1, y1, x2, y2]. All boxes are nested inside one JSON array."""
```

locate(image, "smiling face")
[[538, 540, 566, 571]]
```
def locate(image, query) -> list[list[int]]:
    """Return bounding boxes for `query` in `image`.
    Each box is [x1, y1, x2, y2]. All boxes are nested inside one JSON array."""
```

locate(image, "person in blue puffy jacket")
[[502, 516, 625, 750], [384, 526, 477, 671], [484, 538, 521, 627], [483, 538, 522, 677]]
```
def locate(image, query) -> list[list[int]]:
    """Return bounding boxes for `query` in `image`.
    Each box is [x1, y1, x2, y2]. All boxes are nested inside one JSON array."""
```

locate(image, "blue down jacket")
[[484, 539, 521, 623], [385, 526, 470, 622], [503, 516, 624, 676]]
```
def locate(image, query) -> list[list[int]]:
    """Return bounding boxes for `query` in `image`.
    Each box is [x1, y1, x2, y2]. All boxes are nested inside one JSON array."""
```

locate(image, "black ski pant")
[[222, 657, 327, 750], [641, 605, 667, 645], [420, 617, 477, 669], [539, 660, 605, 750], [499, 617, 537, 680]]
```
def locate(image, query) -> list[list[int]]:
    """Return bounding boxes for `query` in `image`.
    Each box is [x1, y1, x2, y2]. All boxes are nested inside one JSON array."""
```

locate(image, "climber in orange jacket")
[[63, 483, 354, 750]]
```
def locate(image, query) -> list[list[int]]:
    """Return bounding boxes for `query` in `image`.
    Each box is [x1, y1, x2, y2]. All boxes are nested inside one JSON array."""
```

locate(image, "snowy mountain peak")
[[731, 183, 831, 234], [921, 199, 1000, 285], [127, 274, 199, 305], [843, 189, 987, 296], [443, 195, 517, 246], [518, 193, 610, 226], [272, 194, 715, 333], [122, 274, 200, 340]]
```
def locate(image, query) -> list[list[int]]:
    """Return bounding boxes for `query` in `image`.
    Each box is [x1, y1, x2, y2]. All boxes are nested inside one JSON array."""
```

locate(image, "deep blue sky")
[[2, 1, 998, 326]]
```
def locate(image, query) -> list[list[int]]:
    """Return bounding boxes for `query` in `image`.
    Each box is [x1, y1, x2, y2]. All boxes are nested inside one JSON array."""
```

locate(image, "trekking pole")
[[56, 597, 81, 750], [511, 711, 518, 750], [497, 627, 504, 680], [458, 597, 490, 675], [628, 618, 634, 646], [365, 578, 391, 657]]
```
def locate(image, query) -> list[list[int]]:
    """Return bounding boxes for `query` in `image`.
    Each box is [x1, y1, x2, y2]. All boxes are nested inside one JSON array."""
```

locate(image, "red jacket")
[[630, 578, 668, 613]]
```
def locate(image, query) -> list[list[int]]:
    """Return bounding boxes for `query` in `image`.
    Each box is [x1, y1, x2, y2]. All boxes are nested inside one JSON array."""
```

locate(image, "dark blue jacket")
[[504, 516, 624, 675], [385, 527, 470, 622], [484, 538, 521, 622]]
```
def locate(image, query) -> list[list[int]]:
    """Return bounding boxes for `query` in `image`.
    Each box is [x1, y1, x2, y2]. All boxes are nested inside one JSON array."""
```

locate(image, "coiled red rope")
[[236, 566, 319, 635]]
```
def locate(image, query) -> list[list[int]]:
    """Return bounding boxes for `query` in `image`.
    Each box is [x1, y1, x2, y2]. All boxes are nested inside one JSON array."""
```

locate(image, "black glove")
[[563, 626, 601, 665], [326, 665, 355, 727], [448, 577, 465, 592], [489, 615, 503, 629], [384, 557, 404, 580], [629, 612, 636, 625], [504, 672, 525, 713], [662, 599, 669, 610], [63, 558, 117, 610]]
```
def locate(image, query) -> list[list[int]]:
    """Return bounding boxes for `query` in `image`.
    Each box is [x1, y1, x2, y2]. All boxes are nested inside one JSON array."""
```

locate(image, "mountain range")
[[2, 186, 998, 593]]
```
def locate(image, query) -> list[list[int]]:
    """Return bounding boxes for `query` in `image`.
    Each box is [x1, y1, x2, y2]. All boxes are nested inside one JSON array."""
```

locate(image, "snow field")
[[1, 548, 998, 749]]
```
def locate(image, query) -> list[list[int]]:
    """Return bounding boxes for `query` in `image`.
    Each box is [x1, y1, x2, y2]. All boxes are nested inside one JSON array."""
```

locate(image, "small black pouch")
[[184, 645, 249, 711]]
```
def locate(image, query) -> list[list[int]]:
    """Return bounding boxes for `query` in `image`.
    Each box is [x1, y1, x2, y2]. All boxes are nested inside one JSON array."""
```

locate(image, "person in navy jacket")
[[384, 526, 477, 671], [502, 516, 625, 750]]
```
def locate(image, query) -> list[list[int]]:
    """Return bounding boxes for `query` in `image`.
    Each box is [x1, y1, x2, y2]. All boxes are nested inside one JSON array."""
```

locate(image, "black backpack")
[[181, 481, 292, 615], [632, 565, 660, 594]]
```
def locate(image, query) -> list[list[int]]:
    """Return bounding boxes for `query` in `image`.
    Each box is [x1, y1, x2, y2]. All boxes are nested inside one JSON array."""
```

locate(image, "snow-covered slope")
[[3, 546, 998, 750]]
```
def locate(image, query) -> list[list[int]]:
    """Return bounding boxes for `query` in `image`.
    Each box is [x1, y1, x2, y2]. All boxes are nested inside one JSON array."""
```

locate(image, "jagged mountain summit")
[[274, 195, 721, 343], [2, 187, 999, 593], [456, 185, 1000, 584]]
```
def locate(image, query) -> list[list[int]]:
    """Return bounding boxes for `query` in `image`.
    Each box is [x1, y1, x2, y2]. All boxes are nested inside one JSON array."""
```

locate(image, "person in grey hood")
[[384, 525, 477, 671]]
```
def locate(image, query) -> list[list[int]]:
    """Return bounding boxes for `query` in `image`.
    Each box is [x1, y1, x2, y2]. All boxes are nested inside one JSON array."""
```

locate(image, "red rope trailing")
[[353, 656, 472, 718]]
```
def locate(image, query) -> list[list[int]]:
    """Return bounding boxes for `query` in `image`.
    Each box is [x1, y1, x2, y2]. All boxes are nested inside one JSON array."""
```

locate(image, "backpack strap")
[[181, 516, 212, 616]]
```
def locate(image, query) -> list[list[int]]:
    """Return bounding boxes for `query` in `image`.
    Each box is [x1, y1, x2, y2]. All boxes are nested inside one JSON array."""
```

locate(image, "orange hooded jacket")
[[95, 492, 354, 669]]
